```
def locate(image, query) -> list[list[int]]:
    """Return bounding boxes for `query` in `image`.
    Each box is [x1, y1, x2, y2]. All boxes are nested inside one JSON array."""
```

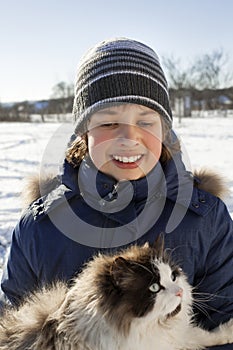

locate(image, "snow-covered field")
[[0, 116, 233, 272]]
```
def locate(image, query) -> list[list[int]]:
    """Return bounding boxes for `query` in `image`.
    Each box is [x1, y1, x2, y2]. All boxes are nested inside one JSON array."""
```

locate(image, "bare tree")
[[162, 55, 192, 90], [163, 49, 233, 91], [163, 49, 233, 119], [50, 81, 74, 118], [191, 48, 233, 90], [51, 81, 74, 99], [162, 55, 193, 123]]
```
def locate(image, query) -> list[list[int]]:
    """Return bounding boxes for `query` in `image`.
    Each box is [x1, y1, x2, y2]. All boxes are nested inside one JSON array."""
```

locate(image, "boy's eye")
[[99, 123, 118, 128], [137, 121, 154, 127]]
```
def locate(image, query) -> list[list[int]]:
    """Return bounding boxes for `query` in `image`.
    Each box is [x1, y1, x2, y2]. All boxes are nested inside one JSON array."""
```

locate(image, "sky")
[[1, 0, 233, 103]]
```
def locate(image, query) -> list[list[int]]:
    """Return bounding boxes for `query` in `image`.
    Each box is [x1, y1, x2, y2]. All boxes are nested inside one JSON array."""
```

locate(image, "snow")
[[0, 115, 233, 274], [173, 115, 233, 215]]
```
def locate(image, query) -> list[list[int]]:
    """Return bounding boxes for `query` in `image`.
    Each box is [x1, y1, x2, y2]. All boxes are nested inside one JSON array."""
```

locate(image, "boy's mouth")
[[112, 154, 143, 163], [111, 154, 143, 169]]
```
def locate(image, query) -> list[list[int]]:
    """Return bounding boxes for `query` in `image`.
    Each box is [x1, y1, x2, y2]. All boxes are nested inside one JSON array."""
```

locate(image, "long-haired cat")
[[0, 239, 233, 350]]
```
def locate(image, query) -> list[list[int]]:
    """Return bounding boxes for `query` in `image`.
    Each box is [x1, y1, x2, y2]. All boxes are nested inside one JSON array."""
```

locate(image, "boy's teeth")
[[113, 155, 142, 163]]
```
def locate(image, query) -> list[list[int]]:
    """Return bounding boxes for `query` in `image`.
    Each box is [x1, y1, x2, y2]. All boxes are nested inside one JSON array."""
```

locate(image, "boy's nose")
[[117, 124, 139, 146]]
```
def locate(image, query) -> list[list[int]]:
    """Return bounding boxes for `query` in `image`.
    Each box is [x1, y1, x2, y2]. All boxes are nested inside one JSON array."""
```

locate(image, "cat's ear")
[[153, 234, 165, 259], [110, 257, 133, 288]]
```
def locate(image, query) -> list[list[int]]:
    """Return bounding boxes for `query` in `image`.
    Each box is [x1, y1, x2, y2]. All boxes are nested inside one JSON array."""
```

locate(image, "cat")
[[0, 238, 233, 350]]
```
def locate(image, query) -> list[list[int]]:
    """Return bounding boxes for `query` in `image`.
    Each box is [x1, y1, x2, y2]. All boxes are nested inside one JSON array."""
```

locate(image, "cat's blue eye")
[[149, 283, 160, 293]]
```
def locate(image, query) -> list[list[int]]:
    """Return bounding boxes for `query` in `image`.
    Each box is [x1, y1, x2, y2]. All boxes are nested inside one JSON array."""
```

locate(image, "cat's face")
[[98, 243, 192, 330], [150, 260, 192, 322]]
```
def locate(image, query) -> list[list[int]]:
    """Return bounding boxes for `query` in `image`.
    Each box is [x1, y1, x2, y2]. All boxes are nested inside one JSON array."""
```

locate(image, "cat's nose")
[[175, 288, 183, 298]]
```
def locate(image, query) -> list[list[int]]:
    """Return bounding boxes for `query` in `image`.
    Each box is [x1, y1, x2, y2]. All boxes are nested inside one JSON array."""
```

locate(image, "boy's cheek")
[[88, 138, 110, 168], [87, 132, 112, 147], [143, 128, 163, 143]]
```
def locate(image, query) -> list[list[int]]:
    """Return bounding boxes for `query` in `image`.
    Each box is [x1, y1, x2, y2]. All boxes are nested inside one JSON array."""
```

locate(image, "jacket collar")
[[76, 156, 165, 204], [44, 152, 214, 219]]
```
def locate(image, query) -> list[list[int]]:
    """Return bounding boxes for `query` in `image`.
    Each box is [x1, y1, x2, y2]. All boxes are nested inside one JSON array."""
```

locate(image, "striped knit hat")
[[73, 37, 172, 133]]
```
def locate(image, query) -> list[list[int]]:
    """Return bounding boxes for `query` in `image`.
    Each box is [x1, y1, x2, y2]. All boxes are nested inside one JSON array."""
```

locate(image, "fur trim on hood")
[[22, 168, 229, 208], [193, 168, 229, 200], [21, 174, 60, 209]]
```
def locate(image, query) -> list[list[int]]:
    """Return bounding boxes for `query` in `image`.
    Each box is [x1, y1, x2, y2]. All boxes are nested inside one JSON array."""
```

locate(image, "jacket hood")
[[22, 155, 229, 209]]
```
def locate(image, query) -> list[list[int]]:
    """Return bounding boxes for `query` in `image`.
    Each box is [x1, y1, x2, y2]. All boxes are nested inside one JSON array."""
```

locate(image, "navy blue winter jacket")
[[1, 154, 233, 350]]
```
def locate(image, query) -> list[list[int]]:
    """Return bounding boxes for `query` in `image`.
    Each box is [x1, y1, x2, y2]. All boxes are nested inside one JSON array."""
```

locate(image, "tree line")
[[163, 48, 233, 119], [163, 48, 233, 90], [0, 82, 74, 122]]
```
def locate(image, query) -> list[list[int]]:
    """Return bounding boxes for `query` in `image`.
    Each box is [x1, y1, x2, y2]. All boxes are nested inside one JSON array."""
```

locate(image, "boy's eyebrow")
[[95, 109, 118, 115], [139, 111, 158, 116]]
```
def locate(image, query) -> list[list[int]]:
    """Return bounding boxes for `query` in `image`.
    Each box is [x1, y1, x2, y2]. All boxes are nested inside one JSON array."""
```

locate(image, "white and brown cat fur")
[[0, 238, 233, 350]]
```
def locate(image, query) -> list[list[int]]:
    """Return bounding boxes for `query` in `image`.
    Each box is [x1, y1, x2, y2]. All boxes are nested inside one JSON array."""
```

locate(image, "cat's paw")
[[218, 318, 233, 343]]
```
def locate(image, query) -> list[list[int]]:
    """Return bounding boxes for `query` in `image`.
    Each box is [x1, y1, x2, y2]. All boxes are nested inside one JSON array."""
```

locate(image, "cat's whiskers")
[[192, 291, 218, 303], [192, 300, 213, 320], [193, 290, 233, 301], [192, 294, 232, 326], [191, 286, 233, 326], [191, 273, 209, 290], [162, 245, 186, 265], [191, 279, 233, 323], [193, 299, 231, 316]]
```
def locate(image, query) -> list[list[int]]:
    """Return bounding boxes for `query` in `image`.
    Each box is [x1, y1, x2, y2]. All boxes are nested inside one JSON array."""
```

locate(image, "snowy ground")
[[0, 115, 233, 272]]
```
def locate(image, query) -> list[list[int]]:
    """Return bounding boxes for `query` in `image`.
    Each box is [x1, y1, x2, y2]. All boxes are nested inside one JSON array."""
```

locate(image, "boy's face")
[[87, 104, 163, 181]]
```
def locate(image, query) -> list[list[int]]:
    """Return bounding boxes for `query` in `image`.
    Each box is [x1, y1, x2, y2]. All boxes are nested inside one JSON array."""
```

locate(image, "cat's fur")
[[1, 240, 233, 349]]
